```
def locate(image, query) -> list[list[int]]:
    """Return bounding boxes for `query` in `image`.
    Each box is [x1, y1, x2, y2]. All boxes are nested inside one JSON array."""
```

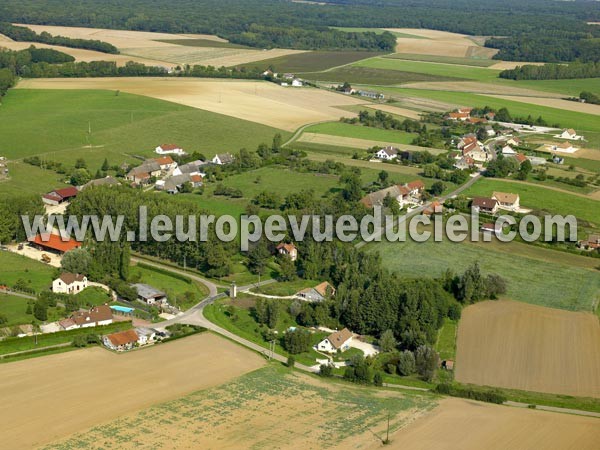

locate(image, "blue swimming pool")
[[110, 305, 134, 313]]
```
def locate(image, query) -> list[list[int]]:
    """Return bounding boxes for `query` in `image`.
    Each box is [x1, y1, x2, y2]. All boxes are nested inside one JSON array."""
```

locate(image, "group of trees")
[[580, 91, 600, 105], [500, 61, 600, 80], [0, 22, 118, 54], [343, 110, 424, 133], [0, 194, 44, 243]]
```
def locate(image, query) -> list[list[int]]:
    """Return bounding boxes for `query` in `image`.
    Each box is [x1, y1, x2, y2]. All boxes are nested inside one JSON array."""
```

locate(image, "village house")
[[63, 305, 113, 330], [360, 180, 424, 209], [212, 153, 235, 165], [492, 191, 520, 211], [454, 156, 475, 170], [135, 327, 158, 345], [424, 201, 444, 216], [551, 141, 578, 154], [52, 272, 88, 294], [131, 283, 168, 305], [447, 112, 470, 121], [357, 90, 384, 100], [155, 155, 178, 172], [317, 328, 353, 353], [471, 197, 499, 214], [126, 160, 162, 184], [578, 234, 600, 250], [156, 173, 200, 194], [276, 242, 298, 261], [173, 160, 207, 177], [103, 329, 139, 352], [155, 144, 185, 156], [555, 128, 583, 141], [460, 135, 488, 162], [296, 281, 336, 302], [484, 125, 496, 137], [291, 78, 303, 87], [375, 146, 399, 161], [506, 137, 522, 147], [42, 186, 79, 206], [501, 145, 516, 155], [512, 153, 528, 166]]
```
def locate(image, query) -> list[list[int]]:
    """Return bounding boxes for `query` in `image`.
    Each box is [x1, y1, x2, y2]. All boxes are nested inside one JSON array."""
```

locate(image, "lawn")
[[463, 178, 600, 225], [368, 237, 600, 312], [0, 161, 69, 196], [353, 57, 500, 82], [0, 89, 288, 173], [0, 294, 31, 327], [0, 251, 55, 293], [435, 318, 457, 360], [367, 87, 600, 133], [238, 51, 385, 73], [130, 263, 208, 310], [303, 66, 460, 85], [73, 287, 112, 307], [253, 279, 321, 296], [305, 122, 418, 144], [384, 53, 496, 67]]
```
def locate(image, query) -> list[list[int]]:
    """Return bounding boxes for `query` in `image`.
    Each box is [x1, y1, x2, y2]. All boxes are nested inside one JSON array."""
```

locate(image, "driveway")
[[349, 339, 379, 357]]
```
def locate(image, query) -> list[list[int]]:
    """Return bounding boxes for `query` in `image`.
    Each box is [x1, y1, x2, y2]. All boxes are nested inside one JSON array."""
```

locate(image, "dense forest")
[[0, 22, 119, 54], [499, 61, 600, 80], [0, 0, 598, 60]]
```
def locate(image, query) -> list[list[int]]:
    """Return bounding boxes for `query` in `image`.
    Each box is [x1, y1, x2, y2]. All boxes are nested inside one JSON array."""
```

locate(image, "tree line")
[[0, 22, 119, 54], [499, 61, 600, 80]]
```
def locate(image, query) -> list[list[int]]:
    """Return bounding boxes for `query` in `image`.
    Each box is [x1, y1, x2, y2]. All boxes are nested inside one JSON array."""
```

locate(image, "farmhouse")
[[126, 160, 162, 184], [471, 197, 498, 214], [360, 180, 424, 209], [28, 233, 81, 254], [296, 281, 336, 302], [156, 173, 197, 194], [155, 144, 185, 156], [447, 112, 469, 121], [578, 234, 600, 250], [512, 153, 528, 166], [317, 328, 353, 353], [492, 192, 520, 211], [484, 125, 496, 137], [291, 79, 303, 87], [506, 137, 522, 147], [173, 160, 207, 176], [375, 146, 399, 160], [70, 305, 113, 329], [555, 128, 583, 141], [357, 90, 384, 100], [155, 155, 178, 172], [276, 242, 298, 261], [501, 145, 516, 155], [551, 141, 578, 153], [132, 283, 168, 305], [103, 329, 139, 352], [212, 153, 235, 165], [52, 272, 88, 294], [42, 187, 78, 206], [454, 156, 475, 170], [135, 327, 158, 345]]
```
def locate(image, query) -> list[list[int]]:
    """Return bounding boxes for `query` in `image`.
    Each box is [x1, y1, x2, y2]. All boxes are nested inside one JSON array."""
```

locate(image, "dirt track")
[[386, 398, 600, 450], [0, 333, 264, 449], [455, 300, 600, 398], [17, 78, 364, 131]]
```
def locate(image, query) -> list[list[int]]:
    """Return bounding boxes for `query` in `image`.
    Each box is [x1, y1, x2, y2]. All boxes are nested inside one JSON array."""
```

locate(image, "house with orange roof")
[[276, 242, 298, 261]]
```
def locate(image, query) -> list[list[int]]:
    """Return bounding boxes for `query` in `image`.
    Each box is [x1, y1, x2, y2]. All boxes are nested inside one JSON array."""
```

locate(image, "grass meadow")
[[303, 66, 459, 85], [0, 252, 54, 293], [0, 295, 31, 327], [384, 53, 496, 67], [368, 237, 600, 312], [305, 122, 418, 144]]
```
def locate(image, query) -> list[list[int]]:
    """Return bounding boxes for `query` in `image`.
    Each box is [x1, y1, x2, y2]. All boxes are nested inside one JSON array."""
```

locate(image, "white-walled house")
[[375, 146, 398, 160], [291, 79, 303, 87], [212, 153, 235, 165], [52, 273, 88, 294], [155, 144, 185, 156], [555, 128, 583, 141], [317, 328, 353, 353]]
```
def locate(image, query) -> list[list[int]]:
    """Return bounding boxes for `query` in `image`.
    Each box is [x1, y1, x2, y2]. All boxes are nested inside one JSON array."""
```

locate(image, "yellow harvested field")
[[486, 94, 600, 116], [455, 301, 600, 398], [365, 103, 424, 120], [0, 38, 174, 67], [387, 398, 600, 450], [384, 28, 497, 58], [17, 77, 365, 131], [0, 333, 264, 449], [401, 81, 562, 97], [489, 61, 546, 70], [14, 24, 305, 68]]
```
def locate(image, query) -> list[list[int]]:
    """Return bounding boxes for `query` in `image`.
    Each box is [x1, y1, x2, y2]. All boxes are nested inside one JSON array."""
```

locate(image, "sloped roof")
[[28, 234, 81, 253], [492, 192, 519, 204], [314, 281, 335, 297], [326, 328, 353, 349], [106, 329, 139, 346], [472, 197, 498, 210], [58, 272, 86, 285], [71, 305, 112, 326]]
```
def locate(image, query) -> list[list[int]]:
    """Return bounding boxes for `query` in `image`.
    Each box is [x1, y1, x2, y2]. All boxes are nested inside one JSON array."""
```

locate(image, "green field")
[[303, 66, 461, 85], [0, 89, 288, 173], [384, 53, 496, 67], [305, 122, 418, 144], [0, 162, 69, 196], [238, 51, 384, 73], [369, 238, 600, 312], [73, 287, 112, 307], [353, 57, 500, 82], [366, 87, 600, 133], [0, 294, 31, 327], [463, 178, 600, 225], [435, 318, 457, 360], [0, 252, 54, 293]]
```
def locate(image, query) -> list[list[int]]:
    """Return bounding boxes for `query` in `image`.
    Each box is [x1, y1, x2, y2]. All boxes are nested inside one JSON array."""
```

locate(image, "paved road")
[[0, 289, 36, 300]]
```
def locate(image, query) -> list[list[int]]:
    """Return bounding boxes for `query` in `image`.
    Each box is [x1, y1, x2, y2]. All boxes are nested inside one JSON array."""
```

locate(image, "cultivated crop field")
[[0, 333, 264, 448], [45, 365, 436, 449], [13, 24, 304, 68], [455, 301, 600, 398], [389, 397, 600, 450], [369, 237, 600, 312], [16, 78, 365, 132]]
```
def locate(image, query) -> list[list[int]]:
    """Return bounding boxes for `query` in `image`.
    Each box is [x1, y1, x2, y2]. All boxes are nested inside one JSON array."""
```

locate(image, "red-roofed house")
[[28, 234, 82, 254], [154, 156, 177, 171], [155, 144, 185, 156], [277, 242, 298, 261], [42, 187, 79, 206], [471, 197, 498, 214]]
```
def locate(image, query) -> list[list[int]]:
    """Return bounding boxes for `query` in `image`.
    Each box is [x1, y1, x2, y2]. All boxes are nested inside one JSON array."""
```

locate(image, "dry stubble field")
[[388, 398, 600, 450], [455, 301, 600, 398], [0, 333, 264, 449], [16, 77, 366, 131]]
